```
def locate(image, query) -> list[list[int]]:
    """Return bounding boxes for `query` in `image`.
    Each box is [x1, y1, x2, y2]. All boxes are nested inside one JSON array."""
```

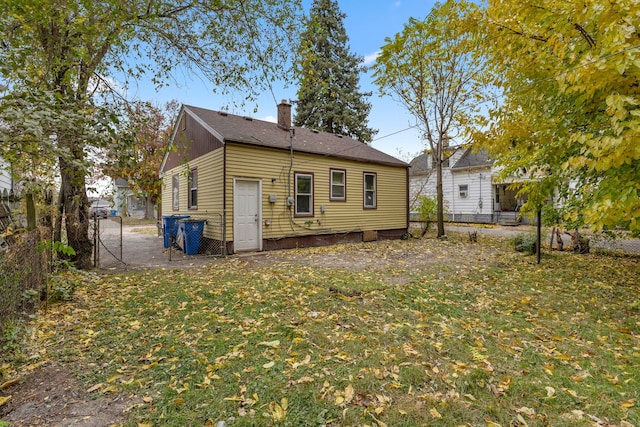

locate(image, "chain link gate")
[[92, 216, 124, 268]]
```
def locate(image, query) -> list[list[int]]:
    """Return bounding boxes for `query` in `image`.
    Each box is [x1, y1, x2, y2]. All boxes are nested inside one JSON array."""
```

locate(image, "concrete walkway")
[[94, 219, 220, 270]]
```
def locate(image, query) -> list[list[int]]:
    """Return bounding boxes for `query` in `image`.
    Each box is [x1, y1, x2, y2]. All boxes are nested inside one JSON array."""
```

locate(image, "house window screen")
[[172, 175, 179, 210], [459, 184, 469, 198], [364, 172, 377, 209], [330, 169, 346, 201], [188, 169, 198, 209], [295, 173, 313, 216]]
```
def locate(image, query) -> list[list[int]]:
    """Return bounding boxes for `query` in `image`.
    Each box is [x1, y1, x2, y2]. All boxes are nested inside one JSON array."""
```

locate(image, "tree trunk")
[[58, 154, 93, 270], [435, 151, 445, 238], [144, 195, 155, 220]]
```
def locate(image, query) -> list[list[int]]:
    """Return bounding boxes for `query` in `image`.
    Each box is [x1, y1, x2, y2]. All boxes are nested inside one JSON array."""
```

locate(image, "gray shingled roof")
[[451, 148, 493, 169], [114, 178, 129, 187], [184, 105, 408, 168], [409, 153, 432, 175]]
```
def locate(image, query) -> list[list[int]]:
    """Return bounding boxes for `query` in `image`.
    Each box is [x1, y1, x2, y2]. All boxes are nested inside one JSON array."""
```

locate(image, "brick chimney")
[[277, 99, 291, 130]]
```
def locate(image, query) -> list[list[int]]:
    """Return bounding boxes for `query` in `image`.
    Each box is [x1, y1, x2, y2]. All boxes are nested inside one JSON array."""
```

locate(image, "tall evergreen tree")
[[294, 0, 376, 143]]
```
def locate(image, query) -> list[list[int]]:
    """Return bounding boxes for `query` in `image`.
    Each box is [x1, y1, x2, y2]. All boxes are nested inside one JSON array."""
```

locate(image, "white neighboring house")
[[1, 156, 18, 251], [410, 148, 528, 225], [113, 178, 151, 218], [0, 156, 13, 196], [408, 147, 465, 217]]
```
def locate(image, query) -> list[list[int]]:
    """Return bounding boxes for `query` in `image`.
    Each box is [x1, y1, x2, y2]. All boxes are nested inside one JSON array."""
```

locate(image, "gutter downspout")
[[223, 143, 227, 255]]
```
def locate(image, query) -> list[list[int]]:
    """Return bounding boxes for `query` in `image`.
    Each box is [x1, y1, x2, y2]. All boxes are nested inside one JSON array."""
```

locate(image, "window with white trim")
[[188, 169, 198, 209], [363, 172, 377, 209], [330, 169, 346, 201], [459, 184, 468, 198], [295, 172, 313, 216]]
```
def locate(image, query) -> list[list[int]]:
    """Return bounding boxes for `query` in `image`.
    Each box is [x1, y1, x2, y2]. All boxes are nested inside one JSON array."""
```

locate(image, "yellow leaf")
[[138, 424, 153, 427], [173, 397, 185, 406], [263, 361, 275, 369], [143, 396, 153, 403], [545, 386, 555, 398], [0, 395, 11, 407], [86, 383, 103, 393], [107, 374, 122, 383], [257, 340, 280, 348], [515, 406, 535, 416], [269, 400, 287, 421], [621, 399, 635, 410], [0, 379, 18, 390], [344, 384, 354, 403], [430, 407, 442, 418], [335, 395, 345, 405], [375, 406, 384, 415], [102, 385, 118, 393]]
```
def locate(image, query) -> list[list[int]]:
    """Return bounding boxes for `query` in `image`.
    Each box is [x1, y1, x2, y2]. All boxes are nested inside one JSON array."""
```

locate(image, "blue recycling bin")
[[178, 219, 206, 255], [162, 215, 190, 248]]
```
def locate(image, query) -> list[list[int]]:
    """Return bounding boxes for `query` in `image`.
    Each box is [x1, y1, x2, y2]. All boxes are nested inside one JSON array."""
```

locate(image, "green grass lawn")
[[31, 235, 640, 426]]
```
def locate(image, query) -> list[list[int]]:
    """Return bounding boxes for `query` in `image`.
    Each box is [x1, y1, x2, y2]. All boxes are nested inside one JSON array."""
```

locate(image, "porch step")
[[497, 212, 520, 226]]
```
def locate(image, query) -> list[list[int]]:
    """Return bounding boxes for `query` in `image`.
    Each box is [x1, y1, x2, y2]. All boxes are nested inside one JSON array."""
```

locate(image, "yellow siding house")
[[159, 101, 409, 253]]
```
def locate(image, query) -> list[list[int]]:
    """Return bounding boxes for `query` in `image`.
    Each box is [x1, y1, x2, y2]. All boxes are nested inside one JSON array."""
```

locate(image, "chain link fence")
[[90, 216, 124, 269], [0, 225, 51, 363], [163, 213, 226, 262]]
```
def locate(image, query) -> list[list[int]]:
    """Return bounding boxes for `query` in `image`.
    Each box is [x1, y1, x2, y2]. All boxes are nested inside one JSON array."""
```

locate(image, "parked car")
[[89, 200, 110, 219]]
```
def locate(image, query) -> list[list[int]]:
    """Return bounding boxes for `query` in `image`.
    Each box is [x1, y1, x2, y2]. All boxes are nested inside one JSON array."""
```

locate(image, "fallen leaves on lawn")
[[27, 236, 640, 426]]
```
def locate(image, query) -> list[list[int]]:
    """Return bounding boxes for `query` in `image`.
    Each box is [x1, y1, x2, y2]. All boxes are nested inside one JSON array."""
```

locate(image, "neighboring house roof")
[[409, 153, 432, 176], [174, 105, 408, 168], [114, 178, 129, 188], [451, 149, 493, 170]]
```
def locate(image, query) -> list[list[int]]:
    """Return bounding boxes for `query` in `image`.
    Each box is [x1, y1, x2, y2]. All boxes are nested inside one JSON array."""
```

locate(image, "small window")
[[188, 169, 198, 209], [330, 169, 346, 201], [363, 172, 377, 209], [459, 184, 468, 198], [172, 174, 179, 210], [295, 172, 313, 216]]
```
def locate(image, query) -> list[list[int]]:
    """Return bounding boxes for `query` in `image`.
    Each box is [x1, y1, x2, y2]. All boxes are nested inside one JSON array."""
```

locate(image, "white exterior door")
[[234, 179, 261, 252]]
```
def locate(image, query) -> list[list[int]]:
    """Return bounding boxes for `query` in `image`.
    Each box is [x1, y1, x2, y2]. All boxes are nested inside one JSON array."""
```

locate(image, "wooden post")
[[26, 193, 36, 230]]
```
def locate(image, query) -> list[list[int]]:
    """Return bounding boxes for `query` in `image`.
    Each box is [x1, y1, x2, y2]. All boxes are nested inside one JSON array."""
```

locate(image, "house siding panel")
[[225, 143, 407, 243], [163, 112, 224, 172], [448, 169, 493, 220], [161, 149, 225, 240]]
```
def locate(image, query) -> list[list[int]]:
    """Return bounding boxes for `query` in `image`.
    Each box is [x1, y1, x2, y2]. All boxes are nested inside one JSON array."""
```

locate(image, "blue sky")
[[126, 0, 437, 161]]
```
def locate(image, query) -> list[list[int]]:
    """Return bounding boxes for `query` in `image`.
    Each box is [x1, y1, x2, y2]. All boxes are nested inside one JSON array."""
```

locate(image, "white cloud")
[[394, 1, 402, 6], [363, 51, 381, 66], [262, 115, 277, 123]]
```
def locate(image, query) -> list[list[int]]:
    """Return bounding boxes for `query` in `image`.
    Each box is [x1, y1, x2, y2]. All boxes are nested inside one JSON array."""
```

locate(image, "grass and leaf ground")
[[7, 234, 640, 426]]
